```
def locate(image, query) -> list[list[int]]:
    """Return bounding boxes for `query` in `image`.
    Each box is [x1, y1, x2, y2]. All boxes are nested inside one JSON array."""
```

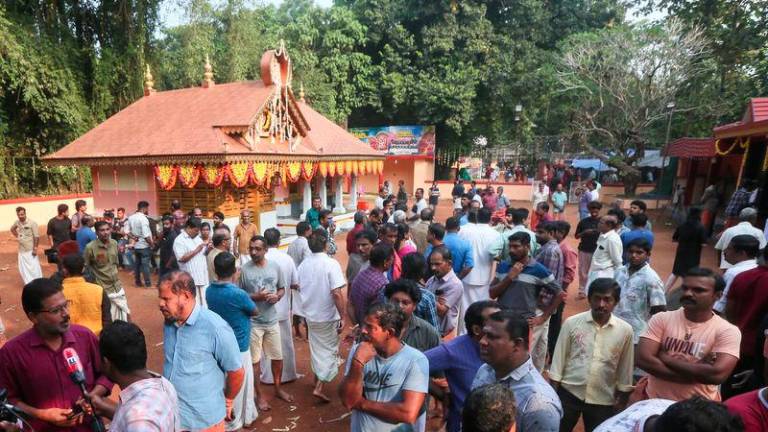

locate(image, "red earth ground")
[[0, 199, 718, 431]]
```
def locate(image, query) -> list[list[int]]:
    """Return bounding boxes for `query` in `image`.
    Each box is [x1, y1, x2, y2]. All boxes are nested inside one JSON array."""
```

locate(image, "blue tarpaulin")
[[570, 159, 616, 171]]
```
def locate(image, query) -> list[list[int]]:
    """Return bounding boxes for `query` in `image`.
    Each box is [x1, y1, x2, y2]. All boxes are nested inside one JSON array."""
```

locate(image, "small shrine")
[[44, 43, 385, 233]]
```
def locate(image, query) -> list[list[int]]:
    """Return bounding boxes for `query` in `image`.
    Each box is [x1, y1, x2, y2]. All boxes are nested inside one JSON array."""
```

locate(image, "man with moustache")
[[159, 271, 244, 431], [84, 221, 130, 321], [0, 279, 112, 432], [636, 267, 741, 401]]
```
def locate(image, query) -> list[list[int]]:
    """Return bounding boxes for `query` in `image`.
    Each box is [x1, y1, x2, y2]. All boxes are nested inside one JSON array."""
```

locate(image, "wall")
[[0, 194, 94, 231], [92, 166, 159, 216]]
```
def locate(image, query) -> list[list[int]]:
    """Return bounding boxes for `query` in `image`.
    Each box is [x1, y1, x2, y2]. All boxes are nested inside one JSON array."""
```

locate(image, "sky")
[[160, 0, 664, 31]]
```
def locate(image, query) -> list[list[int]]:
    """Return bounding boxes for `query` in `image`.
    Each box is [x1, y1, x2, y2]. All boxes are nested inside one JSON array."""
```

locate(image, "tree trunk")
[[622, 171, 640, 197]]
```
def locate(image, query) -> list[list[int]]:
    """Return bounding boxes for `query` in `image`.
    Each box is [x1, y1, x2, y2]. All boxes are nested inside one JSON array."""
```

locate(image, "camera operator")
[[88, 321, 179, 431], [0, 279, 112, 431]]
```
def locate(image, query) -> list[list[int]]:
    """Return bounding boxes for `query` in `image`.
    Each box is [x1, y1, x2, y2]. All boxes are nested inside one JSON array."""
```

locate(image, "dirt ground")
[[0, 198, 718, 431]]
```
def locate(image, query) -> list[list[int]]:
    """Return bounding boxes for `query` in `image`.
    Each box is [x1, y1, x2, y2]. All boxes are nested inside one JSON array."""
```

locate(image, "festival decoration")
[[302, 161, 316, 181], [227, 162, 252, 187], [252, 162, 269, 185], [286, 161, 302, 182], [344, 160, 353, 177], [200, 164, 225, 186], [376, 160, 384, 174], [155, 165, 178, 190], [178, 164, 201, 188], [336, 160, 346, 176], [351, 160, 359, 176], [714, 137, 749, 156]]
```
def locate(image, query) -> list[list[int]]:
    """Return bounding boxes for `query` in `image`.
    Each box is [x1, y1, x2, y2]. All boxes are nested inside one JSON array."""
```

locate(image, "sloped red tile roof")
[[44, 80, 382, 165], [714, 97, 768, 138], [663, 137, 715, 158]]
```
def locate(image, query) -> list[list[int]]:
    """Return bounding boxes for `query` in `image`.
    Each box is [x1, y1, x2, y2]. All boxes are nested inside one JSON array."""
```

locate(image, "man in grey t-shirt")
[[239, 235, 291, 411]]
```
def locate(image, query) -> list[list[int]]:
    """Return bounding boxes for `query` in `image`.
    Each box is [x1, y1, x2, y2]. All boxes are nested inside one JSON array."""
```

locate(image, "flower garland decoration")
[[351, 160, 359, 176], [376, 160, 384, 174], [336, 160, 346, 176], [366, 160, 374, 174], [737, 139, 751, 184], [286, 161, 302, 182], [327, 161, 337, 177], [344, 160, 353, 177], [201, 164, 225, 186], [252, 162, 269, 185], [178, 164, 201, 188], [318, 161, 329, 177], [302, 161, 316, 181], [154, 165, 178, 190], [715, 138, 739, 156], [227, 162, 252, 187]]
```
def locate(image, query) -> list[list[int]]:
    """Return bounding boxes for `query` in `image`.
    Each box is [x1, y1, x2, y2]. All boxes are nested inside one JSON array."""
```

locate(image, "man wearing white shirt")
[[261, 228, 302, 385], [715, 207, 766, 269], [594, 397, 740, 432], [173, 217, 210, 306], [713, 235, 760, 314], [589, 215, 623, 284], [127, 200, 154, 287], [458, 208, 500, 335], [297, 229, 346, 402], [411, 188, 428, 220], [374, 187, 387, 210]]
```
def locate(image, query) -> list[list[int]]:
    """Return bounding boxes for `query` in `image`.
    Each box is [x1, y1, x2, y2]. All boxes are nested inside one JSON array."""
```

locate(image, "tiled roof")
[[663, 137, 715, 158], [44, 80, 382, 164], [713, 97, 768, 138]]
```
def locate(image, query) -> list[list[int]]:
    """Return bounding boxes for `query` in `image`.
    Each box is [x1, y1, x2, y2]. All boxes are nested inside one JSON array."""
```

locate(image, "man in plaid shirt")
[[724, 179, 758, 227]]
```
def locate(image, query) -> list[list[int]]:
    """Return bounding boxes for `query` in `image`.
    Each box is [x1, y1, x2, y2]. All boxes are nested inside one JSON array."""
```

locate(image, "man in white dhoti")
[[84, 221, 131, 321], [11, 206, 43, 284], [457, 208, 499, 335], [261, 229, 302, 385], [297, 230, 346, 401]]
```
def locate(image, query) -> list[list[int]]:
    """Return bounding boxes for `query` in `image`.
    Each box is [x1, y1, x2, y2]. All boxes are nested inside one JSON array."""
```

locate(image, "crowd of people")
[[0, 176, 767, 432]]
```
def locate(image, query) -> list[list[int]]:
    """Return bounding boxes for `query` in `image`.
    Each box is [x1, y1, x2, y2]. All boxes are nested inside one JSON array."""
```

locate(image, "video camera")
[[0, 389, 20, 423]]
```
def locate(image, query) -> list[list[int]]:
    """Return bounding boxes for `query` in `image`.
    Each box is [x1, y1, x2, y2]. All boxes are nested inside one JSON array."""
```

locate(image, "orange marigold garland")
[[227, 162, 252, 187], [327, 161, 337, 177], [200, 164, 225, 186], [318, 161, 329, 178], [286, 162, 302, 183], [302, 161, 316, 181], [336, 160, 346, 176], [252, 162, 269, 185], [344, 160, 353, 177], [154, 165, 178, 190], [178, 164, 201, 188]]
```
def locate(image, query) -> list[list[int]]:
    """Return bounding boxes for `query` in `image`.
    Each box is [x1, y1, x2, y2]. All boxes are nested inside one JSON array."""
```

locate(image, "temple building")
[[44, 44, 385, 234]]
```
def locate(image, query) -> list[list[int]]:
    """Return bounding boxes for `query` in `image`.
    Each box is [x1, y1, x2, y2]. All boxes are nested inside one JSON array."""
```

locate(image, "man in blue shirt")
[[620, 213, 655, 264], [305, 196, 323, 230], [472, 310, 563, 432], [426, 300, 500, 432], [431, 217, 474, 279], [159, 270, 244, 431], [76, 215, 97, 253], [340, 302, 429, 432], [205, 252, 258, 430]]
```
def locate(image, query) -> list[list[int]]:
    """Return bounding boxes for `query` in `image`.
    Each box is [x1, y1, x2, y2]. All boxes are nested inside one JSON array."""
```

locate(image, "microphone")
[[62, 348, 105, 432], [63, 347, 86, 384]]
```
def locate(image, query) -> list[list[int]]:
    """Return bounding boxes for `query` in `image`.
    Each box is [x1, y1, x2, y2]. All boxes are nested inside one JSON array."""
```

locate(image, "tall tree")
[[556, 20, 710, 195]]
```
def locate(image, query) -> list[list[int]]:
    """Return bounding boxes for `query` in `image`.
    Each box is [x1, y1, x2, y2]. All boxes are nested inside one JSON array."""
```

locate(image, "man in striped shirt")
[[490, 231, 562, 370]]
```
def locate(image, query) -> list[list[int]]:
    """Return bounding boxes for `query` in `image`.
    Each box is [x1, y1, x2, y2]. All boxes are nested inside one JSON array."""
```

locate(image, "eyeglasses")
[[38, 300, 72, 315]]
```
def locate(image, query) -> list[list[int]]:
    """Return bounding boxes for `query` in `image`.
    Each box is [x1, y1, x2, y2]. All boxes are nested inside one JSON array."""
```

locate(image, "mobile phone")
[[435, 289, 445, 296]]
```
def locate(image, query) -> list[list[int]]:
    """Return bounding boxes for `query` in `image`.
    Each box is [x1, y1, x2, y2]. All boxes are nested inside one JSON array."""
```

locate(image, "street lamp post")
[[514, 104, 522, 165], [656, 101, 675, 210]]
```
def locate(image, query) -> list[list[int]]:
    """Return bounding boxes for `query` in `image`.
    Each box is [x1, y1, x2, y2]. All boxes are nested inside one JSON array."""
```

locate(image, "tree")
[[556, 20, 710, 196]]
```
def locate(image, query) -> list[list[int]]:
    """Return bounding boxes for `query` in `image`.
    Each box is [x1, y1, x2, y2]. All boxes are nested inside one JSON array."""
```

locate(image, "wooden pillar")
[[333, 176, 345, 213]]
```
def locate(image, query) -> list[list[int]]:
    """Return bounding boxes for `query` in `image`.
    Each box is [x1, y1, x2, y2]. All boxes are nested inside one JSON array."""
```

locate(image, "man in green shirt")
[[305, 196, 323, 230], [84, 221, 130, 321]]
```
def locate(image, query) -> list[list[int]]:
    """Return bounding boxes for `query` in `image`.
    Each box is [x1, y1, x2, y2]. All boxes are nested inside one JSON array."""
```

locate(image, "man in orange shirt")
[[60, 254, 111, 334], [637, 267, 741, 401], [233, 210, 259, 266]]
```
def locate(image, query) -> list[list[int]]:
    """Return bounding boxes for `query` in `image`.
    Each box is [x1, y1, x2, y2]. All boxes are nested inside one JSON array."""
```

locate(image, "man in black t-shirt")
[[574, 200, 602, 300], [46, 203, 72, 250]]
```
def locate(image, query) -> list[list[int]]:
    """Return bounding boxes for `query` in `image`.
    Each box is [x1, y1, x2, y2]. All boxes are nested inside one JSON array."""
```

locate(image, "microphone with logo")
[[63, 348, 105, 432]]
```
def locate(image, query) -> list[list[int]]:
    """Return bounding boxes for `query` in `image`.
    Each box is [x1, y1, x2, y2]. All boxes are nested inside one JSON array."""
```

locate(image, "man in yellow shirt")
[[550, 277, 634, 432], [60, 254, 112, 334]]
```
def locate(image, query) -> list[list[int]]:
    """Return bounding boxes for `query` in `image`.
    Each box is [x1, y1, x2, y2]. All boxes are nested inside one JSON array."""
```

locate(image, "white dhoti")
[[457, 282, 490, 336], [18, 251, 43, 284], [195, 285, 208, 307], [261, 319, 302, 384], [307, 320, 341, 382], [108, 289, 131, 321], [586, 269, 615, 295], [530, 309, 550, 372], [226, 350, 258, 431], [238, 255, 252, 266]]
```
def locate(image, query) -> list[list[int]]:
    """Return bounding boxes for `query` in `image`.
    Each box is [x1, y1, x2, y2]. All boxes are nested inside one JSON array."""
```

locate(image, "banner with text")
[[351, 125, 436, 157]]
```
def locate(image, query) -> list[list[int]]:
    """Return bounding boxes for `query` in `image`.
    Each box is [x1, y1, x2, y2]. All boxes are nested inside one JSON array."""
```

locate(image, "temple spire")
[[143, 64, 155, 96], [202, 54, 215, 88]]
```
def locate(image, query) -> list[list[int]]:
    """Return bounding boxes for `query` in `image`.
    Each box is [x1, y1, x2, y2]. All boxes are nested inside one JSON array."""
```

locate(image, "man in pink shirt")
[[637, 267, 741, 401]]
